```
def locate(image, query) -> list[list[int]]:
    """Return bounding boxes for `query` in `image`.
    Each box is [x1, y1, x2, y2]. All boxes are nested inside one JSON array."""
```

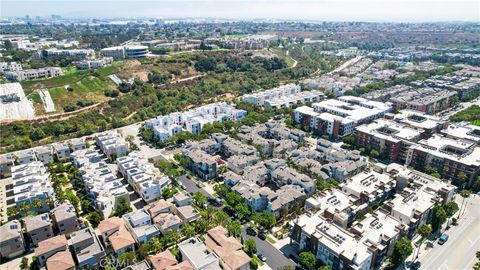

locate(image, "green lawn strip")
[[252, 255, 265, 266]]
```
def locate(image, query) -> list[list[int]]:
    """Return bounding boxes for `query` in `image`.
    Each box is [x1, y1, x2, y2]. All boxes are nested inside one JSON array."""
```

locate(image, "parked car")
[[438, 233, 449, 245], [258, 232, 267, 240], [246, 227, 257, 236], [257, 254, 267, 262]]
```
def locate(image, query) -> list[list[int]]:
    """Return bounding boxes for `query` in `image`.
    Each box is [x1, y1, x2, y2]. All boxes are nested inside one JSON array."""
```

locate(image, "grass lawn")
[[252, 255, 265, 266], [48, 76, 115, 113], [266, 235, 277, 244]]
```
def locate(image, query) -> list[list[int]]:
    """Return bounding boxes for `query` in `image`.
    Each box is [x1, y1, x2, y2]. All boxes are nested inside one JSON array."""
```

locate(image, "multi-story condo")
[[123, 209, 160, 245], [183, 150, 218, 180], [98, 217, 135, 256], [406, 134, 480, 184], [294, 96, 391, 138], [392, 110, 446, 138], [291, 211, 374, 270], [0, 220, 25, 259], [34, 145, 54, 165], [14, 149, 36, 164], [204, 226, 251, 270], [11, 162, 54, 212], [35, 235, 68, 267], [37, 48, 95, 60], [95, 131, 129, 160], [23, 213, 54, 246], [441, 123, 480, 145], [68, 228, 106, 269], [0, 61, 22, 73], [389, 88, 457, 114], [117, 152, 171, 202], [242, 84, 324, 109], [5, 67, 63, 81], [74, 57, 113, 69], [145, 102, 247, 142], [355, 119, 425, 163], [52, 142, 71, 161]]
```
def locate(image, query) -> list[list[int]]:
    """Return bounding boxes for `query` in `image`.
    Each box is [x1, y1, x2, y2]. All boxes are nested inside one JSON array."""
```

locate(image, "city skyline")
[[2, 0, 479, 22]]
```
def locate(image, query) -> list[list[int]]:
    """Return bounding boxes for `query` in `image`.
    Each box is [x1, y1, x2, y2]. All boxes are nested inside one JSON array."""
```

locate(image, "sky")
[[1, 0, 479, 22]]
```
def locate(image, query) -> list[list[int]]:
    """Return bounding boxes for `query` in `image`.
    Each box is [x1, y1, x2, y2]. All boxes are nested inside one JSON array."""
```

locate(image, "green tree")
[[299, 251, 317, 270], [318, 266, 332, 270], [112, 197, 132, 217], [391, 238, 413, 266], [192, 192, 207, 208], [86, 211, 102, 227], [416, 224, 432, 259], [182, 223, 196, 238], [20, 257, 29, 270], [227, 221, 242, 238], [7, 206, 18, 218], [243, 238, 257, 256], [458, 190, 471, 219], [118, 251, 136, 267], [213, 210, 230, 227], [431, 205, 447, 232]]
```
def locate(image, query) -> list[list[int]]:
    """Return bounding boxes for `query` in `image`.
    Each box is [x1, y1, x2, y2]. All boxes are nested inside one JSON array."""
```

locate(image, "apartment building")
[[145, 103, 247, 142], [294, 96, 391, 138], [242, 84, 324, 109], [204, 226, 251, 270], [34, 145, 54, 165], [75, 57, 113, 69], [0, 61, 22, 73], [291, 211, 373, 270], [271, 165, 315, 193], [11, 161, 54, 212], [46, 251, 75, 270], [5, 67, 63, 81], [392, 110, 446, 138], [389, 88, 457, 114], [117, 152, 171, 202], [441, 123, 480, 145], [355, 119, 425, 163], [23, 213, 54, 246], [37, 48, 95, 60], [339, 170, 397, 206], [227, 155, 260, 175], [406, 134, 480, 183], [52, 142, 71, 161], [95, 131, 129, 160], [0, 220, 25, 259], [183, 150, 218, 180], [14, 149, 37, 164]]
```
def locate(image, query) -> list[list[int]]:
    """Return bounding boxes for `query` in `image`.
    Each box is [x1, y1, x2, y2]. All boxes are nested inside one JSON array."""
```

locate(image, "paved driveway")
[[242, 227, 296, 270]]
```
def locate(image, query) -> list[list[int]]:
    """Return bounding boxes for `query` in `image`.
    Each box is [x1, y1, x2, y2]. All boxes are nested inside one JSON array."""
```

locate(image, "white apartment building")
[[39, 48, 95, 60], [95, 131, 129, 160], [243, 84, 301, 105], [5, 67, 63, 81], [291, 211, 373, 270], [145, 102, 247, 142], [0, 62, 22, 73], [34, 145, 54, 165], [11, 162, 54, 212], [339, 170, 397, 206], [117, 152, 171, 203], [75, 57, 113, 70]]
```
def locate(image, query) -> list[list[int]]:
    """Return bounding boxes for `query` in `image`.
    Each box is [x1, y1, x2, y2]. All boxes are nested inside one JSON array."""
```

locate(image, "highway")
[[419, 195, 480, 270]]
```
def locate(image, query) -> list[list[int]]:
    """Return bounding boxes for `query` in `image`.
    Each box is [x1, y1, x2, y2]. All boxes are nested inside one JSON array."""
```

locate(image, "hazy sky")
[[1, 0, 479, 22]]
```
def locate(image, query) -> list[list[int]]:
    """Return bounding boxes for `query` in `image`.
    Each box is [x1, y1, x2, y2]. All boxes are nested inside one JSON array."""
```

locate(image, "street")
[[242, 227, 296, 270], [418, 195, 480, 270], [177, 175, 213, 199]]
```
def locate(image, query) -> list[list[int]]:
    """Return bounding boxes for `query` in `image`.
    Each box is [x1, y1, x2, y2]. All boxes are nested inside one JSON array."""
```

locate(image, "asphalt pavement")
[[418, 195, 480, 270], [177, 175, 213, 199], [242, 226, 296, 270]]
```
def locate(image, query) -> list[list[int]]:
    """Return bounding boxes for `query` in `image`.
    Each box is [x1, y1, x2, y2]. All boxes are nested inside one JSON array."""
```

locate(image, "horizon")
[[1, 0, 479, 23]]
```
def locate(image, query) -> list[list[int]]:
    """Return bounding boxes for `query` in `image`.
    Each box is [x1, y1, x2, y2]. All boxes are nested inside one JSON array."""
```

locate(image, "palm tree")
[[32, 198, 43, 210], [46, 197, 54, 208], [7, 207, 18, 218], [458, 190, 471, 219], [415, 224, 432, 259], [19, 202, 30, 214], [182, 223, 196, 238]]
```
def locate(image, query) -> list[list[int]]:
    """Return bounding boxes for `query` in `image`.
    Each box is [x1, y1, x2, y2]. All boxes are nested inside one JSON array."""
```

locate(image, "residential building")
[[123, 209, 160, 244], [149, 250, 178, 270], [183, 150, 218, 180], [290, 211, 373, 270], [45, 250, 75, 270], [441, 123, 480, 145], [5, 67, 63, 81], [11, 162, 53, 212], [226, 155, 260, 175], [204, 226, 251, 270], [242, 84, 324, 109], [75, 57, 113, 69], [34, 145, 54, 165], [68, 228, 106, 269], [0, 220, 25, 259], [35, 235, 68, 266], [51, 203, 78, 235], [0, 61, 22, 73], [38, 48, 95, 60], [271, 166, 315, 193], [98, 217, 135, 256], [96, 131, 129, 160], [177, 237, 221, 270], [15, 149, 37, 164], [23, 213, 54, 246], [389, 88, 457, 114], [0, 153, 15, 178], [406, 134, 480, 183], [52, 142, 71, 161], [355, 119, 425, 163], [392, 110, 446, 138], [69, 137, 87, 151]]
